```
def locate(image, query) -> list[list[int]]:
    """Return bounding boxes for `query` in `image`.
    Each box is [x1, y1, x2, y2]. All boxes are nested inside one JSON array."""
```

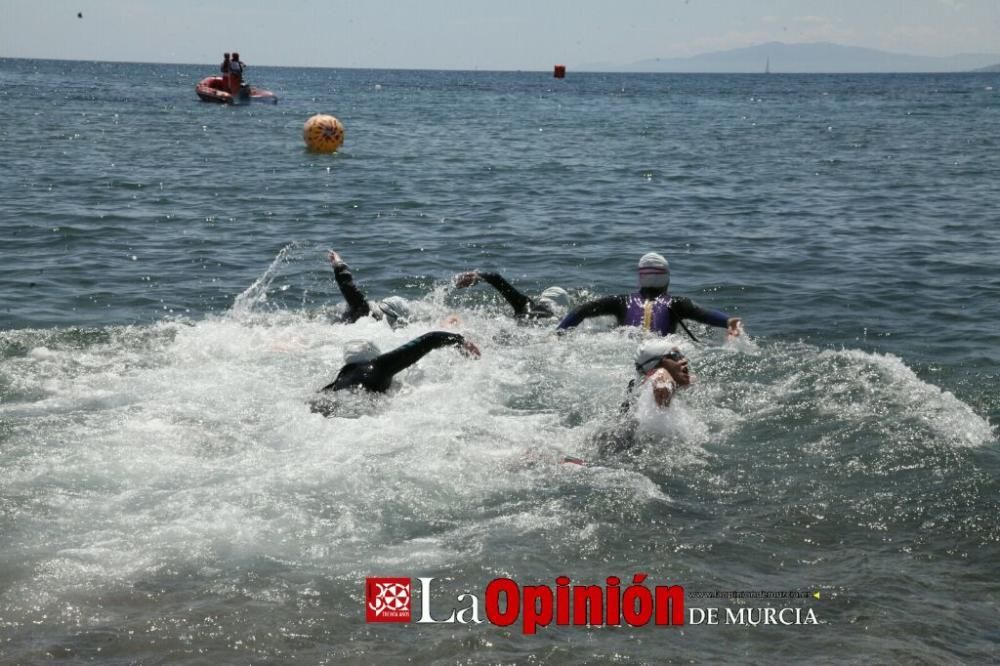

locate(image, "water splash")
[[1, 292, 996, 664], [229, 242, 302, 321]]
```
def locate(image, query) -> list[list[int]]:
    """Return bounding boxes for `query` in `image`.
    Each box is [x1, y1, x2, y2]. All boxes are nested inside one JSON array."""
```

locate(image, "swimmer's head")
[[538, 286, 571, 311], [635, 339, 676, 373], [638, 252, 670, 290], [634, 339, 690, 386], [232, 53, 240, 60], [375, 296, 410, 328], [343, 340, 380, 365]]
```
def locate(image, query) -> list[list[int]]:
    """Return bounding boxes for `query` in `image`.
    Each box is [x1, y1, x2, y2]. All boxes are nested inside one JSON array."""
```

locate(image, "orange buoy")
[[303, 114, 345, 153], [553, 65, 566, 79]]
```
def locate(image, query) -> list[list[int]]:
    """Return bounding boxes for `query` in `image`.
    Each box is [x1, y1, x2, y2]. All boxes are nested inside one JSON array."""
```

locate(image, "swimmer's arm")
[[475, 272, 531, 316], [557, 295, 627, 330], [649, 369, 676, 408], [373, 331, 469, 378], [329, 252, 372, 319], [671, 296, 741, 334], [618, 378, 638, 416], [319, 364, 357, 393]]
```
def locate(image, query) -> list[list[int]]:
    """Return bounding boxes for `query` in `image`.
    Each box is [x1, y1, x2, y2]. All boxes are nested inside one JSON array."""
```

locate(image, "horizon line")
[[1, 55, 994, 76]]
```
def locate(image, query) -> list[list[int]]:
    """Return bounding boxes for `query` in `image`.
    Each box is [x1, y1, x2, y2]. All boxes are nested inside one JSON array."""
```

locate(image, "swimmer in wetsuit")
[[596, 340, 695, 457], [622, 340, 693, 413], [328, 250, 411, 328], [556, 252, 743, 339], [312, 331, 481, 415], [453, 270, 571, 320]]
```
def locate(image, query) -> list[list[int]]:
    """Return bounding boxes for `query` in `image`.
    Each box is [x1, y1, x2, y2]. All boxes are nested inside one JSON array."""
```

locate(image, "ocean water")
[[1, 59, 998, 664]]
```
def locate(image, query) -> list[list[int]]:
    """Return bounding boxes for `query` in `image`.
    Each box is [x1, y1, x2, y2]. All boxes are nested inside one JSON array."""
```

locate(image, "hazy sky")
[[2, 0, 998, 69]]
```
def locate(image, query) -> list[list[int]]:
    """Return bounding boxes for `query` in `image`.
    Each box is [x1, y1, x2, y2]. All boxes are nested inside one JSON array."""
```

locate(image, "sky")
[[2, 0, 999, 70]]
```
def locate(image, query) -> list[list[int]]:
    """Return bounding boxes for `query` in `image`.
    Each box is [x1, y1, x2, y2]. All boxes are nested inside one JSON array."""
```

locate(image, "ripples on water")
[[1, 59, 998, 663]]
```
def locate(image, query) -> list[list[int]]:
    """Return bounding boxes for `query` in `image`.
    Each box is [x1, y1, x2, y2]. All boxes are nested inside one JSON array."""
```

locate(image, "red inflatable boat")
[[195, 76, 278, 104]]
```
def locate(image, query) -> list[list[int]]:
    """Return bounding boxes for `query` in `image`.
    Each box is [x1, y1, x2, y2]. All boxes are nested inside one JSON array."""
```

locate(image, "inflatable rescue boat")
[[195, 76, 278, 104]]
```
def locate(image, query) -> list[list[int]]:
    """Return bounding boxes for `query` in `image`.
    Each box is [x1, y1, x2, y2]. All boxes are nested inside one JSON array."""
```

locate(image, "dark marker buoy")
[[553, 64, 566, 79], [78, 12, 83, 18]]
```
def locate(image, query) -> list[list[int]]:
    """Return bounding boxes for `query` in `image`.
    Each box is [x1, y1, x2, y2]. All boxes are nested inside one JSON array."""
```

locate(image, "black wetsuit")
[[619, 378, 641, 417], [476, 272, 557, 319], [595, 378, 653, 457], [320, 331, 466, 394], [332, 262, 376, 323], [557, 288, 730, 336]]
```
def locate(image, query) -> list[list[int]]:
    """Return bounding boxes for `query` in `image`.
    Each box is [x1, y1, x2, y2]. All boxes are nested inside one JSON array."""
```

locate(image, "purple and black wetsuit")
[[556, 288, 730, 336]]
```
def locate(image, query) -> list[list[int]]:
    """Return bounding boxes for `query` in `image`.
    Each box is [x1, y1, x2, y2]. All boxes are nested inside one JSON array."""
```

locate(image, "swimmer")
[[624, 340, 693, 412], [311, 331, 481, 415], [556, 252, 742, 339], [597, 340, 694, 457], [453, 270, 571, 320], [328, 250, 411, 328]]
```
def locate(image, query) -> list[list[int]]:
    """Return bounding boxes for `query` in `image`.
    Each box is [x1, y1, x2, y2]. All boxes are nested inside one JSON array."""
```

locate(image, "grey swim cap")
[[343, 340, 380, 365], [638, 252, 670, 289]]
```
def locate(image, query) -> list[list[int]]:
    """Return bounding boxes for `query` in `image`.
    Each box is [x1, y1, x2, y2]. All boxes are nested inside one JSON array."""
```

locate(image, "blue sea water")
[[0, 58, 998, 664]]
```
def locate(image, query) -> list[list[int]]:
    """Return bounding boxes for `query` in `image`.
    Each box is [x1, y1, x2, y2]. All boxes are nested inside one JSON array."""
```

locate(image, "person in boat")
[[228, 52, 245, 95], [556, 252, 742, 340], [452, 270, 571, 320], [220, 53, 231, 90], [310, 332, 481, 415], [328, 250, 412, 328]]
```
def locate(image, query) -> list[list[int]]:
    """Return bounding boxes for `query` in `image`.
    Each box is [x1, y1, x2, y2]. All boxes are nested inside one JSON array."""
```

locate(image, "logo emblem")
[[366, 577, 412, 622]]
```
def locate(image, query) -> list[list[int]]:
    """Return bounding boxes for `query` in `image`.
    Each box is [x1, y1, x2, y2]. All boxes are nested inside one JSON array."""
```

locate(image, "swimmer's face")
[[660, 350, 692, 387]]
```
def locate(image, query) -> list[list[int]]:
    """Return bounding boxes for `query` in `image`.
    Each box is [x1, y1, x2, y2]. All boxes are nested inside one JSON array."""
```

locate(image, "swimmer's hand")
[[726, 317, 743, 338], [453, 271, 479, 288], [328, 250, 346, 269], [649, 368, 675, 408], [460, 339, 481, 359]]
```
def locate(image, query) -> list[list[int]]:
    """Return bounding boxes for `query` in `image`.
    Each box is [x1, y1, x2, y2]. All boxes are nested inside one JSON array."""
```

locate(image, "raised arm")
[[454, 270, 532, 315], [670, 296, 741, 335], [556, 295, 628, 331], [329, 251, 372, 320], [372, 331, 477, 379]]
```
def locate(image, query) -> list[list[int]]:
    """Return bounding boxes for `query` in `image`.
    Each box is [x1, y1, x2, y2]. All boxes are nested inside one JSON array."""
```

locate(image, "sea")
[[1, 58, 998, 664]]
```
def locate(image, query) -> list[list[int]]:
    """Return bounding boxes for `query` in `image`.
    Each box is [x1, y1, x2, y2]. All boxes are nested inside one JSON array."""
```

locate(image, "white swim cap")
[[376, 296, 410, 327], [638, 252, 670, 289], [634, 339, 683, 373], [538, 286, 571, 310], [343, 340, 380, 365]]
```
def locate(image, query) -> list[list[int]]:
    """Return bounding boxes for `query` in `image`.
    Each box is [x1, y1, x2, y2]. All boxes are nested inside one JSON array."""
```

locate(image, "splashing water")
[[1, 257, 996, 663]]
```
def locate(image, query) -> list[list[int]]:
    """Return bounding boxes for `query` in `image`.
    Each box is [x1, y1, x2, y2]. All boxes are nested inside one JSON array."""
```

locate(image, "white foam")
[[1, 277, 992, 615]]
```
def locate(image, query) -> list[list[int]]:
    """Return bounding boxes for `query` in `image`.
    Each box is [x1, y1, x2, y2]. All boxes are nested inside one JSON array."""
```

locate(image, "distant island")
[[581, 42, 1000, 74]]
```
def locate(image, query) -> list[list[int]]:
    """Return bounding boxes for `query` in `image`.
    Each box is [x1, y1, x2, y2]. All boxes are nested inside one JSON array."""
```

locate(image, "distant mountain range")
[[581, 42, 1000, 73]]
